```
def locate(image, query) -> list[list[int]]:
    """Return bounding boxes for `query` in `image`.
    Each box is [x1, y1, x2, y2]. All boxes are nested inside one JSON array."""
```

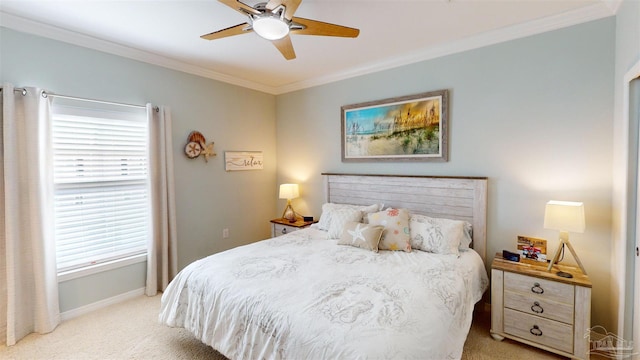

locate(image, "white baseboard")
[[60, 287, 146, 321]]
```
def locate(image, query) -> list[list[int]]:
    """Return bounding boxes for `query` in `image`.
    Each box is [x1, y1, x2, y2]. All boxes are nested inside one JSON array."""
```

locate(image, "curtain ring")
[[154, 106, 159, 113], [41, 91, 48, 98], [21, 88, 27, 96]]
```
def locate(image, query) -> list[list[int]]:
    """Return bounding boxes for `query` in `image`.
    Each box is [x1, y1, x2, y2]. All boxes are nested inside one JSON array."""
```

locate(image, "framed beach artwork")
[[341, 90, 449, 162]]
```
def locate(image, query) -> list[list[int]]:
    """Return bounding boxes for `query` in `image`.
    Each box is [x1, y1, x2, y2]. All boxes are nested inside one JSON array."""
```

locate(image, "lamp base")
[[282, 203, 297, 223], [546, 232, 587, 275]]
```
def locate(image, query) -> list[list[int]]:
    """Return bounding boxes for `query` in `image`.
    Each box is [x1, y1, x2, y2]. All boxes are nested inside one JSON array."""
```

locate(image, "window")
[[51, 101, 150, 273]]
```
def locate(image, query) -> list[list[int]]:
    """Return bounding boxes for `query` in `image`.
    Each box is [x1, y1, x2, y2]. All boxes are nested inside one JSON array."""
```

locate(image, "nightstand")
[[491, 254, 592, 359], [270, 218, 315, 237]]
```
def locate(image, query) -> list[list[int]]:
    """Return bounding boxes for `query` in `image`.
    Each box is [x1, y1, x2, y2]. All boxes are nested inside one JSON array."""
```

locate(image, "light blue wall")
[[0, 12, 624, 329], [276, 18, 616, 329], [0, 28, 278, 313], [58, 262, 146, 311]]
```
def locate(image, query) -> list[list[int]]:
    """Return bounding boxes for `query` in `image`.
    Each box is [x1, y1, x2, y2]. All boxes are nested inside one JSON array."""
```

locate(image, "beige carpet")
[[1, 295, 564, 360]]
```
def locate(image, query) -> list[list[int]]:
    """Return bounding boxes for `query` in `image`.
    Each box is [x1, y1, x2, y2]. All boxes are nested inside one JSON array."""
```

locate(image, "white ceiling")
[[0, 0, 619, 94]]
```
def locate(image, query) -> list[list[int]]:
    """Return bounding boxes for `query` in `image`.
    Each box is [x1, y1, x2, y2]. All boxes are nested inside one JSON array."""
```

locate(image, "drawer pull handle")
[[281, 228, 287, 234], [531, 283, 544, 294], [531, 301, 544, 314], [530, 325, 543, 336]]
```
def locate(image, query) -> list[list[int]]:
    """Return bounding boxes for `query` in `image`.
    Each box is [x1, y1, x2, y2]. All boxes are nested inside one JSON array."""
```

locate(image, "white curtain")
[[146, 104, 178, 296], [0, 84, 60, 345]]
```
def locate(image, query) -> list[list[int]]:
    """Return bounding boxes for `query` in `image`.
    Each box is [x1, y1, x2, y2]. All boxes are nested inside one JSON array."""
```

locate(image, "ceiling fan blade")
[[266, 0, 301, 20], [272, 35, 296, 60], [201, 23, 252, 40], [291, 17, 359, 38], [218, 0, 261, 16]]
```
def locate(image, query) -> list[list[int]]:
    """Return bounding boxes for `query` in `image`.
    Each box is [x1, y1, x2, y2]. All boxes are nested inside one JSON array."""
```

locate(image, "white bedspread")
[[159, 228, 489, 360]]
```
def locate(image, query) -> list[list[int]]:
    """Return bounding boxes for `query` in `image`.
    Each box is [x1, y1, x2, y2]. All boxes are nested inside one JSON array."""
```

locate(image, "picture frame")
[[341, 90, 449, 162], [517, 235, 548, 262]]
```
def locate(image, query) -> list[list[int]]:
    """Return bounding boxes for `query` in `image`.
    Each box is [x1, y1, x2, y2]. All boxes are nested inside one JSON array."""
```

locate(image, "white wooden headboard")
[[322, 173, 488, 264]]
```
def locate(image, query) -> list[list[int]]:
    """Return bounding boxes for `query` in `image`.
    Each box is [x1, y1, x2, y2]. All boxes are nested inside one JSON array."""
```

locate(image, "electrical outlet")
[[223, 228, 229, 239]]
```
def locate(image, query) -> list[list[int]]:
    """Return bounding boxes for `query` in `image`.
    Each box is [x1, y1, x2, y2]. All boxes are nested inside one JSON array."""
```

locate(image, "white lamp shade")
[[279, 184, 299, 200], [543, 200, 585, 233]]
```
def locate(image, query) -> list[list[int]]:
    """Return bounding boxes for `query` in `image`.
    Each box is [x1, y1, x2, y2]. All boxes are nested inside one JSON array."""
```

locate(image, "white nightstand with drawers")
[[491, 254, 592, 359]]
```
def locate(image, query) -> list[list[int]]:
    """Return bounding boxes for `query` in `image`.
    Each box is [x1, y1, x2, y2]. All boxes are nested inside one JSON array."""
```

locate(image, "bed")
[[159, 173, 489, 359]]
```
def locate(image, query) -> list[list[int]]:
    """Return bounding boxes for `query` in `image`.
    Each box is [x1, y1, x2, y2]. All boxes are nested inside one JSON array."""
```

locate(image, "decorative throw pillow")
[[316, 203, 335, 230], [317, 203, 381, 230], [409, 214, 470, 255], [461, 222, 473, 249], [327, 208, 364, 239], [367, 208, 411, 252], [338, 221, 385, 252]]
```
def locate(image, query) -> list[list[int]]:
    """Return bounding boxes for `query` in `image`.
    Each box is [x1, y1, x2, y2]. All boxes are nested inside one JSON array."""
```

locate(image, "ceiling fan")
[[201, 0, 360, 60]]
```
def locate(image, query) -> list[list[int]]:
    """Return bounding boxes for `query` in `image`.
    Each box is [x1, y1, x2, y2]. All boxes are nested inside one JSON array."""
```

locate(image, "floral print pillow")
[[367, 208, 411, 252]]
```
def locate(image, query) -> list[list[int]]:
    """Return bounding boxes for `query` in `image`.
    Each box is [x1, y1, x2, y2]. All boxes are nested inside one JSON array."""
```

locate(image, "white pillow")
[[461, 222, 473, 249], [327, 208, 364, 239], [409, 214, 470, 255], [317, 203, 381, 231]]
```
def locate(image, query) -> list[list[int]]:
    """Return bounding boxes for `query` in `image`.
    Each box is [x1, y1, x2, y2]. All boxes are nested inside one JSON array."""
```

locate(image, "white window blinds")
[[52, 101, 150, 273]]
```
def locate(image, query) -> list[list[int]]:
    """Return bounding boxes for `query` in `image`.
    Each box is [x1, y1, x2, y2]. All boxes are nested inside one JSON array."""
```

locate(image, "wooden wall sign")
[[224, 151, 264, 171]]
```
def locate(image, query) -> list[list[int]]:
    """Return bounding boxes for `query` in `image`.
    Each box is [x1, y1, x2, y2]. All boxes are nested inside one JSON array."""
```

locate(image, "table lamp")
[[279, 183, 299, 222], [544, 200, 586, 276]]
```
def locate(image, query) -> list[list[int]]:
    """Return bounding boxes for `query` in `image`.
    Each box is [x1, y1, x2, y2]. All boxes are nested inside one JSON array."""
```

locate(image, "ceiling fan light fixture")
[[252, 16, 289, 40]]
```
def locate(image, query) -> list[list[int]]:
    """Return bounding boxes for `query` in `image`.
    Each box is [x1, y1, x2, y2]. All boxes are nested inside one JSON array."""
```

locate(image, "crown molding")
[[1, 2, 615, 96], [601, 0, 623, 14], [275, 2, 615, 94], [0, 11, 278, 94]]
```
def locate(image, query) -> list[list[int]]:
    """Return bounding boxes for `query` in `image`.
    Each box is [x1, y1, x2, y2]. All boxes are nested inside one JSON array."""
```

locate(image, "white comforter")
[[159, 228, 489, 360]]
